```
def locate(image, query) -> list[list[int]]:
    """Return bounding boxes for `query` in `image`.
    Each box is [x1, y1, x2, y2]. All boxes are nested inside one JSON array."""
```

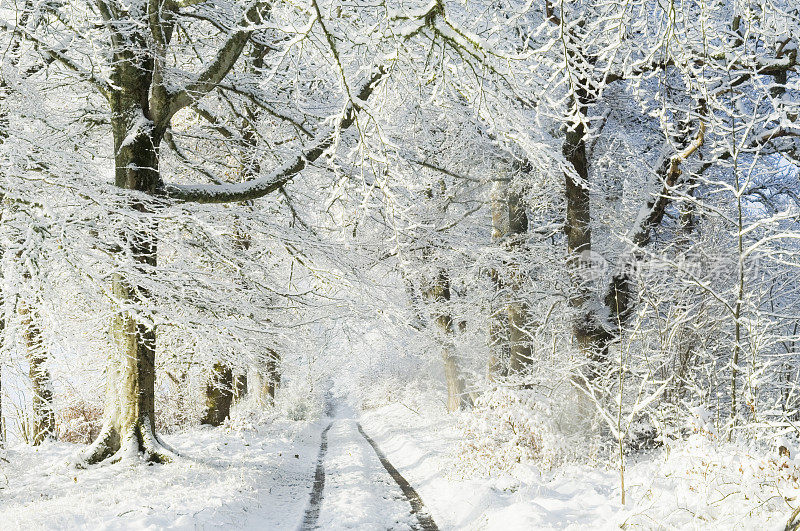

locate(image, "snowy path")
[[300, 417, 438, 530], [300, 422, 333, 529]]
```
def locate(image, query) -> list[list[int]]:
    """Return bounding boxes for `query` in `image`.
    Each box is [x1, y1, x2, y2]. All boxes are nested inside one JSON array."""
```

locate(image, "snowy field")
[[3, 400, 800, 530], [0, 417, 322, 529]]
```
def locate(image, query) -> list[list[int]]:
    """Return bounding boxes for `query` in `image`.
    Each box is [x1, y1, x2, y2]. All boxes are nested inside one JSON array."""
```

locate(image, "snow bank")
[[361, 402, 800, 529]]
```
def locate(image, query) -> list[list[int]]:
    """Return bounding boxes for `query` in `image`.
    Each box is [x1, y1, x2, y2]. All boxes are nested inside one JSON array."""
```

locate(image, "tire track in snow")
[[299, 421, 332, 530], [357, 423, 439, 531]]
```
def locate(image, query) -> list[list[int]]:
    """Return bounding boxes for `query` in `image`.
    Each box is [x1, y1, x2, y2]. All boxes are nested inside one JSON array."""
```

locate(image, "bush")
[[457, 386, 599, 477], [57, 400, 102, 444]]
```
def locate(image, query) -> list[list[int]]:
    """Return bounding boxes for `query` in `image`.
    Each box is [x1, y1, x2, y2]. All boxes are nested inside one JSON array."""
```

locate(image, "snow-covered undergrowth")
[[0, 416, 322, 530], [458, 387, 601, 475], [362, 397, 800, 529], [357, 374, 444, 414]]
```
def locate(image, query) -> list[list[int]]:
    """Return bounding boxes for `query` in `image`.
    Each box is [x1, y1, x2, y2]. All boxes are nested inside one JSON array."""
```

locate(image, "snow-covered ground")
[[0, 417, 323, 530], [3, 401, 800, 529], [313, 418, 418, 530], [361, 402, 800, 530]]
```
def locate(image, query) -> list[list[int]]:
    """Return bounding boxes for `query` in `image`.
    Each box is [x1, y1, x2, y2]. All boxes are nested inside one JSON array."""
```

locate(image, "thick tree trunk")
[[82, 72, 174, 462], [506, 183, 533, 374], [488, 181, 510, 379], [18, 300, 55, 445], [424, 270, 472, 412], [563, 94, 612, 378], [202, 363, 234, 426], [84, 283, 169, 462], [82, 175, 170, 461]]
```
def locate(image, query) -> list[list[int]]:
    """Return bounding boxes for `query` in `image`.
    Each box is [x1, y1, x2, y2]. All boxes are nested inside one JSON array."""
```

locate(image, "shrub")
[[457, 385, 599, 476], [57, 400, 102, 444]]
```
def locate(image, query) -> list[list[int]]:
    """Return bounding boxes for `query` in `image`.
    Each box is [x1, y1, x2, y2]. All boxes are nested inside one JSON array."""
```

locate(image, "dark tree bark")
[[562, 87, 614, 378], [81, 40, 174, 463], [19, 300, 55, 445], [202, 363, 234, 426], [506, 179, 534, 374], [264, 350, 281, 402]]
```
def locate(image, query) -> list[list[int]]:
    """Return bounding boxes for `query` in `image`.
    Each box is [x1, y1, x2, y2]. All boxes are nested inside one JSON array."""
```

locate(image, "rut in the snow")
[[357, 423, 439, 531], [300, 421, 332, 530]]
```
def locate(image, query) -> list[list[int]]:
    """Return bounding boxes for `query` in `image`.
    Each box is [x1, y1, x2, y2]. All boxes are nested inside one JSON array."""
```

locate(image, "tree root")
[[73, 420, 179, 467]]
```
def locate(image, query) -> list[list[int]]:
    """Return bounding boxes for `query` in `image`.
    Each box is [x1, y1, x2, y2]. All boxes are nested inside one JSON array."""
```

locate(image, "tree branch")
[[0, 18, 112, 97], [163, 66, 386, 203], [631, 107, 706, 247], [164, 1, 266, 124]]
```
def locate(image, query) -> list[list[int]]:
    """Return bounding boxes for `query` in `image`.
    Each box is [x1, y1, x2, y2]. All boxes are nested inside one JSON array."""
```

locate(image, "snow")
[[3, 399, 800, 529], [4, 0, 800, 529], [359, 403, 620, 529], [361, 402, 800, 530], [0, 418, 323, 530], [118, 110, 153, 151], [314, 418, 417, 529]]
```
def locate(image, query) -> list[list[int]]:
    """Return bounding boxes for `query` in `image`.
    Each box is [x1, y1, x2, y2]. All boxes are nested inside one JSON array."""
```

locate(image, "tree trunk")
[[18, 300, 55, 445], [442, 342, 468, 412], [81, 65, 174, 463], [506, 182, 533, 374], [264, 350, 281, 402], [202, 363, 234, 426], [488, 294, 510, 378], [488, 181, 510, 379], [424, 270, 472, 412], [250, 351, 281, 407], [563, 93, 612, 378], [84, 285, 168, 462]]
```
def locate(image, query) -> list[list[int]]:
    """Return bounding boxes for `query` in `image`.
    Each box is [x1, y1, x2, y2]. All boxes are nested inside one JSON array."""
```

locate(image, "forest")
[[0, 0, 799, 528]]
